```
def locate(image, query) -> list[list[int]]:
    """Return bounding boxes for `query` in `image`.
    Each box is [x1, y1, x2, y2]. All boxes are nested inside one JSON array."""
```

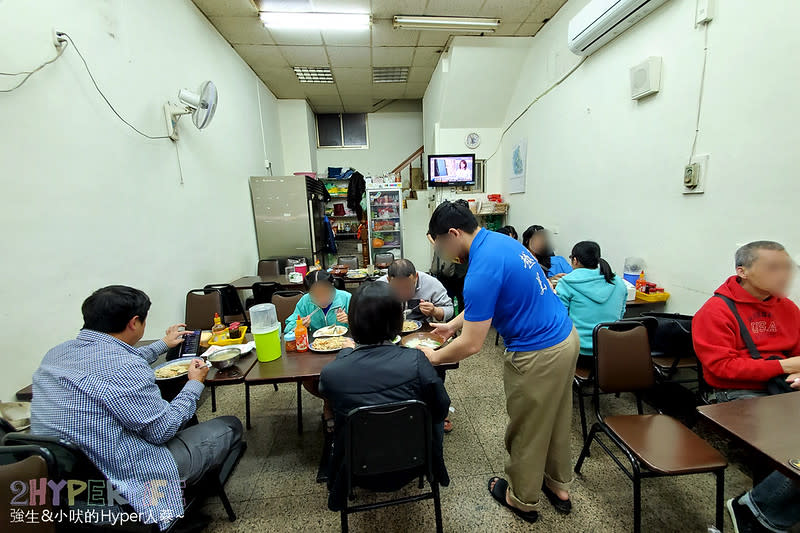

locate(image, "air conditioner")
[[568, 0, 670, 56]]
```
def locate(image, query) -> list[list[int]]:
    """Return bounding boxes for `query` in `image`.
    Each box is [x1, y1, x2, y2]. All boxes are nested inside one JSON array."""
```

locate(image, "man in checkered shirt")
[[31, 285, 243, 530]]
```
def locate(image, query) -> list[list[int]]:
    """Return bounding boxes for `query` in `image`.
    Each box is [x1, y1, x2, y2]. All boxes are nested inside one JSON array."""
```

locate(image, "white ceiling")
[[191, 0, 567, 113]]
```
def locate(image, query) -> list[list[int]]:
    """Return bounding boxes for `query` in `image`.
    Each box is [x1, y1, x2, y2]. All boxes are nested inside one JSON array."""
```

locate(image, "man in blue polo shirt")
[[421, 200, 579, 524]]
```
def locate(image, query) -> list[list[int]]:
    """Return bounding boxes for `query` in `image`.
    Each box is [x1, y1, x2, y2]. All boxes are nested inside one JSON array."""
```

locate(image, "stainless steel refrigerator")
[[249, 176, 327, 264]]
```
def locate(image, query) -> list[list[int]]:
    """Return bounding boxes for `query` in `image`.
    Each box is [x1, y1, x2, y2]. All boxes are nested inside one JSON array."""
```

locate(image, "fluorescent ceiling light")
[[373, 67, 409, 83], [293, 66, 334, 83], [393, 15, 500, 32], [260, 12, 371, 30]]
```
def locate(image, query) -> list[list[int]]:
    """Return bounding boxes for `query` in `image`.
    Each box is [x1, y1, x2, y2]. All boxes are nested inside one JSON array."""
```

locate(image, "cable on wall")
[[688, 22, 710, 164], [484, 55, 588, 162], [0, 43, 67, 92], [60, 32, 170, 140]]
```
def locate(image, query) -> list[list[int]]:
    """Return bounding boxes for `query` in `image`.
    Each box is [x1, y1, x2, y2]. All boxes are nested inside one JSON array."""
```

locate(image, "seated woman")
[[284, 270, 352, 431], [555, 241, 627, 357], [522, 225, 572, 285], [496, 225, 518, 240], [319, 282, 451, 511]]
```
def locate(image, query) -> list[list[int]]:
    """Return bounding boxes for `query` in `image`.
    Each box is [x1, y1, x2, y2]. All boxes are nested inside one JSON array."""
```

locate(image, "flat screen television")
[[428, 154, 475, 187]]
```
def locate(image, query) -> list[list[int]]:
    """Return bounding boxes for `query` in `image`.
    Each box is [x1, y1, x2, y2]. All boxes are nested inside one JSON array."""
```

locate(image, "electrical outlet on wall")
[[683, 154, 709, 194], [695, 0, 714, 26]]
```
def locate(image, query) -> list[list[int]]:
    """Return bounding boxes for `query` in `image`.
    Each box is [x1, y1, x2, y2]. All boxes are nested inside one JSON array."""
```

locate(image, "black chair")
[[3, 432, 246, 531], [338, 400, 443, 533], [332, 277, 346, 290], [245, 281, 281, 310], [574, 321, 727, 533], [338, 256, 359, 269], [640, 312, 702, 384], [204, 283, 247, 325]]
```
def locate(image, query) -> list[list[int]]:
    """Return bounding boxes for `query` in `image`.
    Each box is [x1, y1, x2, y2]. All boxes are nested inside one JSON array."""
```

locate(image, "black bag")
[[714, 294, 795, 395]]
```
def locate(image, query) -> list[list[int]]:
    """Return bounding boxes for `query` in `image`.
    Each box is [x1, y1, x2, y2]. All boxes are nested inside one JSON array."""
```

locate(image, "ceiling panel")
[[326, 46, 371, 67], [210, 16, 274, 44], [233, 44, 287, 69], [268, 27, 323, 45], [192, 0, 567, 112], [279, 45, 329, 65], [411, 47, 442, 67], [371, 0, 427, 18], [312, 104, 346, 113], [372, 46, 415, 67], [331, 67, 372, 86], [321, 28, 371, 46], [372, 20, 419, 46], [193, 0, 257, 16], [478, 0, 537, 22]]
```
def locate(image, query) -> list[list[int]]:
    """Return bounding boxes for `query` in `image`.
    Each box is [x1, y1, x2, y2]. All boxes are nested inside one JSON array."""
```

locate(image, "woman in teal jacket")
[[285, 270, 352, 432], [555, 241, 627, 355], [284, 270, 351, 335]]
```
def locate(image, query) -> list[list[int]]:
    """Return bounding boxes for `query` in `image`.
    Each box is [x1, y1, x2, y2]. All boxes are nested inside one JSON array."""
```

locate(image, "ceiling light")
[[393, 15, 501, 32], [373, 67, 409, 83], [293, 66, 334, 83], [260, 12, 371, 30]]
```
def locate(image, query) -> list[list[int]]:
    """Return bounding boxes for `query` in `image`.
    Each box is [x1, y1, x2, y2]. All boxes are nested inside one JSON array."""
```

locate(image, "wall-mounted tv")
[[428, 154, 475, 187]]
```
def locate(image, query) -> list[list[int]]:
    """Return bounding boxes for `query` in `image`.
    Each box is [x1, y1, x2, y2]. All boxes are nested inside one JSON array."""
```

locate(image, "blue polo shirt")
[[464, 229, 573, 352]]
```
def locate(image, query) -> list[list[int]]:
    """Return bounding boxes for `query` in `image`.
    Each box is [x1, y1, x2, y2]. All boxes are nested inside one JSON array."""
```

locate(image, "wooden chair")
[[272, 291, 304, 328], [185, 289, 223, 330], [257, 259, 281, 276], [574, 321, 727, 533], [338, 401, 443, 533], [0, 445, 56, 533]]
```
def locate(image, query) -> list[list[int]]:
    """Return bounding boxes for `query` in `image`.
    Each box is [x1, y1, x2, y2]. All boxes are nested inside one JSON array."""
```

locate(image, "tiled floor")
[[194, 330, 757, 532]]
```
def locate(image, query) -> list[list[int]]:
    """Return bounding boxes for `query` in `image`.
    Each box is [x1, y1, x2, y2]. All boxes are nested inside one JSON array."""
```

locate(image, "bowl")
[[331, 264, 349, 276], [207, 347, 242, 370]]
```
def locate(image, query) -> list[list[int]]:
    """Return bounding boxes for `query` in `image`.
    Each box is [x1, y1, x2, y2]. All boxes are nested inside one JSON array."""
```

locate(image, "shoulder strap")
[[714, 294, 761, 360]]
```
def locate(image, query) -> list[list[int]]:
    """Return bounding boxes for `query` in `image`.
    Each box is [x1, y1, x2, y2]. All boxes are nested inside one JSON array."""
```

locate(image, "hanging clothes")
[[346, 171, 366, 220]]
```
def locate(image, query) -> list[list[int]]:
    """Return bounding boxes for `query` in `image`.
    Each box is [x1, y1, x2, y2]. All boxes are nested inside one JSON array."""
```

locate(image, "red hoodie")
[[693, 276, 800, 390]]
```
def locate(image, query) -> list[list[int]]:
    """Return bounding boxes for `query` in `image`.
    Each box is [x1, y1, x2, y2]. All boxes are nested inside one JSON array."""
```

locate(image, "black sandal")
[[541, 482, 572, 514], [487, 477, 539, 523]]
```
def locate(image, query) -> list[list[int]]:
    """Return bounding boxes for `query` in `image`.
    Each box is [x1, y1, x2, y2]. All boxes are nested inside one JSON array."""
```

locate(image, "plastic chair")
[[339, 401, 443, 533], [185, 289, 223, 330], [3, 432, 246, 530], [257, 259, 281, 276], [574, 321, 727, 533], [338, 256, 359, 269]]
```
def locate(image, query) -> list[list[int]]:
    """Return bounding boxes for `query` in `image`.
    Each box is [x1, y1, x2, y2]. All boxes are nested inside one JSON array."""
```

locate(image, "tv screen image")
[[428, 155, 475, 186]]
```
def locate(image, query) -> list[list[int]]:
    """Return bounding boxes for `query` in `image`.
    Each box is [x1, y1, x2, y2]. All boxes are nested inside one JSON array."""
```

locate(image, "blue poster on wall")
[[509, 138, 527, 194]]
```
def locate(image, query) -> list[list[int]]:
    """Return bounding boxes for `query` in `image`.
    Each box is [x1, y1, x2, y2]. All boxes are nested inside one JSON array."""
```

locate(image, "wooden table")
[[697, 393, 800, 480], [243, 333, 459, 432], [229, 275, 305, 291]]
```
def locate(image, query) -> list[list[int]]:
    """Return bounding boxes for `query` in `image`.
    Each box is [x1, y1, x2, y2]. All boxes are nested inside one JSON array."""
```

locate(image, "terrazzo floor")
[[191, 329, 767, 533]]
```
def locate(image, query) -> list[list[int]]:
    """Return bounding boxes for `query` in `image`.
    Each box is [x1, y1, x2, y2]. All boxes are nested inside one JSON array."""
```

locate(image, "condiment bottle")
[[211, 313, 228, 342], [294, 315, 309, 353]]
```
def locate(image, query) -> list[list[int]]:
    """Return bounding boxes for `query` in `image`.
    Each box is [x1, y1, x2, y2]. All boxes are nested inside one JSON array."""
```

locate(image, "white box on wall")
[[630, 56, 662, 100]]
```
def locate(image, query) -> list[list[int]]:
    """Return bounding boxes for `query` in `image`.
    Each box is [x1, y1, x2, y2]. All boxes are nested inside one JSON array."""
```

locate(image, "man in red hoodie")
[[694, 241, 799, 532], [694, 241, 800, 398]]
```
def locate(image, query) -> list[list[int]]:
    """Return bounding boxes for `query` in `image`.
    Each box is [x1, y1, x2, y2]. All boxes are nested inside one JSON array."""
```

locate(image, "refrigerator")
[[249, 176, 327, 265], [366, 183, 404, 263]]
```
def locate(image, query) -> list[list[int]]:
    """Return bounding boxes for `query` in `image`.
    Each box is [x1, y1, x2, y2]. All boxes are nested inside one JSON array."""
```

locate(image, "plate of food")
[[346, 270, 368, 280], [310, 336, 348, 353], [153, 359, 195, 380], [313, 325, 348, 338], [401, 332, 445, 350], [401, 320, 422, 334]]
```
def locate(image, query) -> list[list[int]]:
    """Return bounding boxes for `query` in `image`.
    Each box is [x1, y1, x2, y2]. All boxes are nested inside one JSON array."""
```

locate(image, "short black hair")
[[427, 200, 478, 238], [496, 225, 518, 240], [304, 269, 334, 290], [387, 258, 416, 278], [348, 282, 402, 345], [82, 285, 151, 333]]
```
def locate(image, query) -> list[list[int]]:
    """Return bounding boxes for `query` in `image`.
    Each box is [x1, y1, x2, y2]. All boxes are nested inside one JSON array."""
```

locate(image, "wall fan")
[[164, 81, 218, 141]]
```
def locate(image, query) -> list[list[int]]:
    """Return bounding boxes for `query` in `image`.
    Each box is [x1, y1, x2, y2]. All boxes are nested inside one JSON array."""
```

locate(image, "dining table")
[[697, 393, 800, 481], [243, 324, 459, 432], [228, 274, 305, 291]]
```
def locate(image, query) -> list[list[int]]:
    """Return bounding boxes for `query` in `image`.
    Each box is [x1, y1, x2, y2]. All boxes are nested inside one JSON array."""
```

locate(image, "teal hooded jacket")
[[555, 268, 627, 355], [283, 289, 352, 335]]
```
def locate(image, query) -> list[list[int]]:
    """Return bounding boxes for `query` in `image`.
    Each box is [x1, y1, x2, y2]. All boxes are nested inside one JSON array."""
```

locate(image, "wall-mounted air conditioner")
[[568, 0, 670, 56]]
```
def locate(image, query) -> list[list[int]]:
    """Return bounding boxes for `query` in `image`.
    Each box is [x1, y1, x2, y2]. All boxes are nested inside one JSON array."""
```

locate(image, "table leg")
[[296, 381, 303, 435], [211, 386, 217, 413], [245, 383, 251, 430]]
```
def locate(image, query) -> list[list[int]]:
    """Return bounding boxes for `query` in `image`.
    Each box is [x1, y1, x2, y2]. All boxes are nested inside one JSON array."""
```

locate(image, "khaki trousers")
[[503, 327, 580, 511]]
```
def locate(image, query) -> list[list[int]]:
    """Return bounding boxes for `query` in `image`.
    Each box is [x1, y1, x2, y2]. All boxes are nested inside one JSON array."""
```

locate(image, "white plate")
[[310, 336, 347, 353], [401, 320, 422, 334], [313, 325, 348, 338]]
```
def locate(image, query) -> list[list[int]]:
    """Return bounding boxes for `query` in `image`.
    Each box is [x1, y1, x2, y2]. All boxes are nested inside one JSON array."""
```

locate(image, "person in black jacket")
[[319, 281, 451, 511]]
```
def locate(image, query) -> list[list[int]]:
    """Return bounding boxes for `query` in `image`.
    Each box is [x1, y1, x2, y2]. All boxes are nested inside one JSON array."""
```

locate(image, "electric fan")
[[164, 80, 218, 141]]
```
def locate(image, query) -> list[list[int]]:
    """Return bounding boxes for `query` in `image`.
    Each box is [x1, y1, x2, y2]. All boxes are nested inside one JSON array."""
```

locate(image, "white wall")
[[316, 100, 423, 178], [425, 0, 800, 313], [0, 0, 287, 400], [278, 99, 318, 174]]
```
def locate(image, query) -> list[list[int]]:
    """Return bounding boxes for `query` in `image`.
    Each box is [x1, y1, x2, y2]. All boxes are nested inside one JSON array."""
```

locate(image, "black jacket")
[[319, 343, 451, 510]]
